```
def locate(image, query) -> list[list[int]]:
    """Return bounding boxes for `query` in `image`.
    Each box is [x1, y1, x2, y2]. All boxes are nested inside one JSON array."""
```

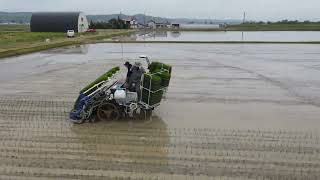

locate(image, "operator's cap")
[[124, 61, 130, 66]]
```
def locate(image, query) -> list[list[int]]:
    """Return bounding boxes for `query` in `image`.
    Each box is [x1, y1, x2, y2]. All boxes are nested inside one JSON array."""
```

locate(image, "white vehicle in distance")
[[67, 30, 75, 38]]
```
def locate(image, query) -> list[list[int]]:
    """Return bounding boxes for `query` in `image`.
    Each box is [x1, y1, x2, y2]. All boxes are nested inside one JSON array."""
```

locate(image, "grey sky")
[[1, 0, 319, 21]]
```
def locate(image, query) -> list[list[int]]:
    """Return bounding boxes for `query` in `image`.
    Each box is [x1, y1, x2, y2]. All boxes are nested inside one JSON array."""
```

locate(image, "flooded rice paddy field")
[[135, 31, 320, 42], [0, 43, 320, 179]]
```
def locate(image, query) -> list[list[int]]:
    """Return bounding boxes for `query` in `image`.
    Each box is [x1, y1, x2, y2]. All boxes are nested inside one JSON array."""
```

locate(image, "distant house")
[[30, 12, 89, 33], [137, 23, 147, 29], [147, 20, 156, 29], [219, 23, 227, 29], [122, 17, 138, 29], [130, 20, 139, 29], [171, 23, 180, 29], [147, 20, 170, 29]]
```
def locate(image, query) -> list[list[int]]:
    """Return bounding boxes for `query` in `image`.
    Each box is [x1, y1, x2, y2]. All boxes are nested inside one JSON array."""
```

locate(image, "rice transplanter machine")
[[70, 55, 172, 124]]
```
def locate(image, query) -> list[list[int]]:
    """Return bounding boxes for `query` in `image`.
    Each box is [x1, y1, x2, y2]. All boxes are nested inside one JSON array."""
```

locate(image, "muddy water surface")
[[0, 43, 320, 179], [1, 43, 320, 130], [135, 31, 320, 42]]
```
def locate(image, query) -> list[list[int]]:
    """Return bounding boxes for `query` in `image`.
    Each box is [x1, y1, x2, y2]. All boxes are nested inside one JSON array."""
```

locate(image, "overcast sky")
[[1, 0, 319, 21]]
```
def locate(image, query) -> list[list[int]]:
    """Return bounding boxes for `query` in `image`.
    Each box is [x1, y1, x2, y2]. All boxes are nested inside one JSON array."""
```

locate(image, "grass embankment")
[[226, 23, 320, 31], [101, 40, 320, 44], [0, 26, 135, 58], [0, 24, 30, 32]]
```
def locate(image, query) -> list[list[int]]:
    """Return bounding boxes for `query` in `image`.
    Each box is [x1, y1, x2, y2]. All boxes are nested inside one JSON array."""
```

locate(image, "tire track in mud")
[[0, 97, 319, 179], [170, 60, 308, 106], [211, 61, 320, 108]]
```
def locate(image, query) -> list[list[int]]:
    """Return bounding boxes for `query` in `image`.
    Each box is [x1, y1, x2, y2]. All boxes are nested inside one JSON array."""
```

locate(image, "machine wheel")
[[139, 109, 152, 120], [97, 103, 120, 121], [72, 119, 86, 124]]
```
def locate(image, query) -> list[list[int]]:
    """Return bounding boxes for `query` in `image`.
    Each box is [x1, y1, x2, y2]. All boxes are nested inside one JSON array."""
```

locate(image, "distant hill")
[[0, 11, 241, 25], [0, 12, 32, 24]]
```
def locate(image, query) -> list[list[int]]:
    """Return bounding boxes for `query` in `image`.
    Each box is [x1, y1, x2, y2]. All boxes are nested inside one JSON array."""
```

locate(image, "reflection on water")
[[43, 44, 89, 54], [110, 34, 138, 41], [138, 31, 168, 40], [170, 31, 181, 38], [123, 31, 182, 41], [135, 31, 320, 42]]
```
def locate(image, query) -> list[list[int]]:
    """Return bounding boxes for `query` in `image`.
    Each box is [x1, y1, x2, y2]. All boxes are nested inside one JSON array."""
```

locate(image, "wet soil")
[[0, 43, 320, 179]]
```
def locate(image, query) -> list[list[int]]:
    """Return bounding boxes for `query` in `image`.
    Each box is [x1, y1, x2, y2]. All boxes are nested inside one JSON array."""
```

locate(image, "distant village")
[[0, 11, 227, 30], [88, 15, 226, 30], [117, 16, 224, 29], [119, 16, 178, 29]]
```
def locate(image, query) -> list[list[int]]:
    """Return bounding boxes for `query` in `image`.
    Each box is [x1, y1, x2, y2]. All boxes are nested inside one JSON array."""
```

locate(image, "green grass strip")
[[100, 40, 320, 44], [0, 41, 82, 59], [0, 30, 135, 59]]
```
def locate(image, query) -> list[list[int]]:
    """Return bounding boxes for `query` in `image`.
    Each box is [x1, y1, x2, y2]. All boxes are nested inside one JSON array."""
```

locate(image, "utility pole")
[[144, 11, 146, 28], [242, 12, 246, 41]]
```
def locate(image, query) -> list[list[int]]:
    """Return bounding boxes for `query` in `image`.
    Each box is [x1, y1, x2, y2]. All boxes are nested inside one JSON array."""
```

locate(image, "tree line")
[[244, 20, 320, 25], [89, 18, 130, 29]]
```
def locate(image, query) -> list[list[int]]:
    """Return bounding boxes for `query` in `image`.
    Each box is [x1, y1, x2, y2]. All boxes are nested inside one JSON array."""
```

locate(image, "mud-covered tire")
[[139, 109, 152, 120], [71, 119, 86, 124], [97, 103, 120, 121]]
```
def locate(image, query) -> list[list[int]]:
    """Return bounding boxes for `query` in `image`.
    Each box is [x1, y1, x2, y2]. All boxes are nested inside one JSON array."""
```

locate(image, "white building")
[[147, 20, 170, 29], [122, 17, 139, 29]]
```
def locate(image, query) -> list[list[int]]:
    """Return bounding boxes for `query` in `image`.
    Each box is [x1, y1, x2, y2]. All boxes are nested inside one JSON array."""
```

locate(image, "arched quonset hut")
[[31, 12, 89, 33]]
